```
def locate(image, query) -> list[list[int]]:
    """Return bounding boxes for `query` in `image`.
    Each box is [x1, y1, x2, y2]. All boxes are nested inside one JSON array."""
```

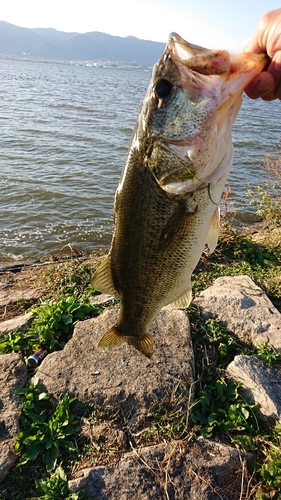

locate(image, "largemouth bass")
[[92, 33, 267, 358]]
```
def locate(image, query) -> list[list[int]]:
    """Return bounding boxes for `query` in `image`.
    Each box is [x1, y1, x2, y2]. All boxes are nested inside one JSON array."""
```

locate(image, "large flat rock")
[[194, 275, 281, 351], [68, 439, 249, 499], [0, 287, 41, 308], [0, 312, 33, 336], [38, 308, 194, 419], [227, 354, 281, 423]]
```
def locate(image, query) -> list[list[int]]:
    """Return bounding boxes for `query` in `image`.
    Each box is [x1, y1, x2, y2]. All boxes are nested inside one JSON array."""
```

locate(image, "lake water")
[[0, 58, 280, 261]]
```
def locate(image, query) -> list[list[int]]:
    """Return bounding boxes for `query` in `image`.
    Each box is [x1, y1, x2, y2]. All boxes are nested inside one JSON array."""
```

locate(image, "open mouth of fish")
[[151, 33, 268, 193]]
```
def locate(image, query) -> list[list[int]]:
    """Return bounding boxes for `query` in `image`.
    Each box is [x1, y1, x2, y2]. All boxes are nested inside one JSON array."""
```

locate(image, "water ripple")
[[0, 59, 280, 260]]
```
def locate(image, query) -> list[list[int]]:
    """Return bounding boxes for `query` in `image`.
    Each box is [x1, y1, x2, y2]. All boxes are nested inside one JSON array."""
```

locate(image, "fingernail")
[[257, 79, 273, 92]]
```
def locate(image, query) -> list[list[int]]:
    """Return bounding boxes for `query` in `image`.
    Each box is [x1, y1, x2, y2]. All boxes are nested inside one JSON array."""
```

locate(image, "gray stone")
[[0, 353, 27, 483], [90, 293, 116, 306], [0, 287, 41, 308], [194, 275, 281, 351], [38, 308, 194, 420], [227, 354, 281, 423], [0, 440, 18, 484], [68, 438, 249, 499], [0, 311, 33, 336]]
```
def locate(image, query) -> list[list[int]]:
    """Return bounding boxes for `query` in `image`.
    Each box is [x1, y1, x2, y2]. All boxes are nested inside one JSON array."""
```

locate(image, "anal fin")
[[98, 326, 153, 359], [163, 284, 192, 310], [206, 206, 220, 254]]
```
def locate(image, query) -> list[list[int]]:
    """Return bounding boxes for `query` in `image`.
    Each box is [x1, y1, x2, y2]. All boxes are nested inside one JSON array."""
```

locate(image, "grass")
[[246, 146, 281, 230], [15, 376, 80, 472], [1, 155, 281, 499]]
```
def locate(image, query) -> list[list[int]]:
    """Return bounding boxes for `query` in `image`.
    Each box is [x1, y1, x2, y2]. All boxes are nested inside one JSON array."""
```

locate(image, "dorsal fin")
[[91, 255, 120, 298]]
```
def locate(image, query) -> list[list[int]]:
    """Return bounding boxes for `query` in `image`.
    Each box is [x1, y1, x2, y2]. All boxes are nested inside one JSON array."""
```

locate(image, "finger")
[[265, 50, 281, 99], [262, 83, 281, 100], [245, 38, 263, 55], [244, 72, 275, 99]]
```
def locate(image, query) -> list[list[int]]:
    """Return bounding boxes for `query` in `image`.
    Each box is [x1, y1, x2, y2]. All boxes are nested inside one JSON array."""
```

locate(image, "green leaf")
[[19, 441, 44, 464], [60, 439, 76, 451], [45, 445, 60, 471]]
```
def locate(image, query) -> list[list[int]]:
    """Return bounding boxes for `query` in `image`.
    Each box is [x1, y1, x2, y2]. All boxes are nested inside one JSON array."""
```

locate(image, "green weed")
[[28, 296, 99, 351], [192, 378, 260, 440], [204, 317, 244, 362], [42, 256, 102, 301], [255, 423, 281, 499], [0, 329, 38, 354], [15, 376, 80, 471], [188, 304, 246, 368], [0, 296, 101, 357], [255, 342, 281, 366], [189, 304, 262, 446], [33, 465, 90, 500]]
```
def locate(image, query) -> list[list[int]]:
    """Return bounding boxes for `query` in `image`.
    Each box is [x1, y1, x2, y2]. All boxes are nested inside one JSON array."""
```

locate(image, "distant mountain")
[[0, 21, 165, 66]]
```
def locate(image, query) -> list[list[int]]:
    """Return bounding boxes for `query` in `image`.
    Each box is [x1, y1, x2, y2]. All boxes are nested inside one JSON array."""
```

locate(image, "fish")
[[91, 33, 267, 358]]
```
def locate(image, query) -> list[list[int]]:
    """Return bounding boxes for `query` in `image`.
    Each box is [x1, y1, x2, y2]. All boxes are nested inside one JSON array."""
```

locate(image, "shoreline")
[[0, 245, 109, 273], [0, 211, 265, 268]]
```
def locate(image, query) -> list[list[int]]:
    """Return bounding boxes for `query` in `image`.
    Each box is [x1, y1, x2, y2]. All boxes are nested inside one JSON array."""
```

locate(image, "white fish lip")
[[165, 32, 268, 106], [166, 32, 231, 75]]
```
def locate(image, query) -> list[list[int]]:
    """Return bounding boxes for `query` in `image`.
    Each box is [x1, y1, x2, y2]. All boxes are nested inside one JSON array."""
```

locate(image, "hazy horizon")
[[1, 1, 281, 52]]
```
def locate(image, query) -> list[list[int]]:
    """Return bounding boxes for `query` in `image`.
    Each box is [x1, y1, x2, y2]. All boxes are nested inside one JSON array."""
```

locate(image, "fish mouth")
[[165, 32, 268, 105], [166, 33, 232, 76], [148, 33, 268, 195]]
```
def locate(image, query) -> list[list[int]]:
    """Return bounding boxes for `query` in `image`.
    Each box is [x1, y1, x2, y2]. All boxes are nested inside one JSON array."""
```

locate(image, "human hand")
[[244, 8, 281, 100]]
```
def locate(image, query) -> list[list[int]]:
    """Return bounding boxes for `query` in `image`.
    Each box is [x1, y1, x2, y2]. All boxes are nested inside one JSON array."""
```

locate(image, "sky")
[[1, 0, 281, 51]]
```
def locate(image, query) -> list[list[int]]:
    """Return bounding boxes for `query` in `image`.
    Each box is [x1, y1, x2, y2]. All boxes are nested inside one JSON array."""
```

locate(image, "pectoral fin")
[[91, 255, 120, 298], [206, 207, 220, 254], [160, 198, 197, 247], [98, 326, 153, 358]]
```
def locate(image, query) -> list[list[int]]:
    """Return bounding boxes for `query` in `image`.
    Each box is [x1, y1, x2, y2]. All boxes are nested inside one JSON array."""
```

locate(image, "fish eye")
[[154, 79, 172, 99]]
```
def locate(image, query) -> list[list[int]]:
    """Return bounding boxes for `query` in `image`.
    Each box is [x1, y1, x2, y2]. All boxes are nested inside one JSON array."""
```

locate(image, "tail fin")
[[98, 325, 153, 358]]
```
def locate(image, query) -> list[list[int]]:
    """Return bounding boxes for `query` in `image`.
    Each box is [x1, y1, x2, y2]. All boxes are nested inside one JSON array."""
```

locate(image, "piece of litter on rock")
[[92, 371, 100, 375]]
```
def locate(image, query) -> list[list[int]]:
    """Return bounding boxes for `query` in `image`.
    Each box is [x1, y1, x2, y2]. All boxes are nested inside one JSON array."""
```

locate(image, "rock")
[[0, 353, 27, 483], [227, 354, 281, 423], [90, 293, 116, 306], [0, 287, 41, 308], [0, 440, 18, 485], [38, 308, 194, 421], [68, 438, 249, 499], [194, 275, 281, 351], [0, 312, 33, 336]]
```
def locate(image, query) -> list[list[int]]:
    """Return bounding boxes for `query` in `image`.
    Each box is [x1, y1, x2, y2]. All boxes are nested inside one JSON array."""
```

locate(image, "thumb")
[[244, 72, 275, 99]]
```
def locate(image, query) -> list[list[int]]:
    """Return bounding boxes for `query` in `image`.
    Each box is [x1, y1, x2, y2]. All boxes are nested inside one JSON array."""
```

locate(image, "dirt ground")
[[0, 261, 52, 321]]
